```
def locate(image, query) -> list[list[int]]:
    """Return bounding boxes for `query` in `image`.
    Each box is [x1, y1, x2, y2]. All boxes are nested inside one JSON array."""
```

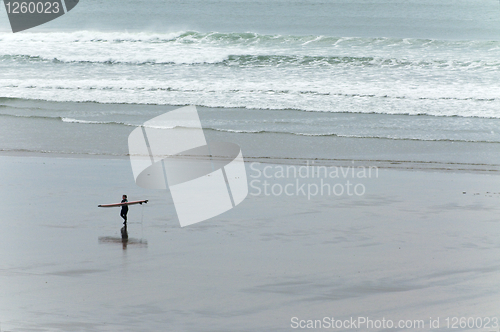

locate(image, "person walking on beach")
[[121, 195, 128, 225]]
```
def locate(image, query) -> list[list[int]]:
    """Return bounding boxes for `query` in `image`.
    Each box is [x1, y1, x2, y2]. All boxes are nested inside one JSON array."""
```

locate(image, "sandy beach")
[[0, 153, 499, 331]]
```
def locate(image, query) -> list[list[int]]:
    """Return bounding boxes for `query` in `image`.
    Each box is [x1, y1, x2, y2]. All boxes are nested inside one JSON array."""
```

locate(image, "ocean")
[[1, 0, 500, 163]]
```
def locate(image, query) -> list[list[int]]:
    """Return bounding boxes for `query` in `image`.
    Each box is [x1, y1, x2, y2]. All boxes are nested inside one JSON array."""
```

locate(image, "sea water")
[[0, 0, 499, 160]]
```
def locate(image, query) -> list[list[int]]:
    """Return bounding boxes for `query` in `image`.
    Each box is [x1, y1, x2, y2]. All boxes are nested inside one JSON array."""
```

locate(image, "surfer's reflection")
[[121, 225, 128, 249], [98, 226, 147, 250]]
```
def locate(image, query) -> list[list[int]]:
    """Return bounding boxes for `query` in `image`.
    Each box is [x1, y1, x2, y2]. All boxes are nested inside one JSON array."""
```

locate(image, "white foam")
[[1, 31, 500, 118]]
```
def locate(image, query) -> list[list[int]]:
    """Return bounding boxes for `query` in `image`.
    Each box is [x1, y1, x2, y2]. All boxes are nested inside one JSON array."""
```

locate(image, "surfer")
[[121, 195, 128, 224]]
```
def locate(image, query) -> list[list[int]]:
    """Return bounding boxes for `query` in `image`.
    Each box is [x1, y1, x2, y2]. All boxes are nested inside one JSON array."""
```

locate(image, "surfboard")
[[98, 200, 148, 208]]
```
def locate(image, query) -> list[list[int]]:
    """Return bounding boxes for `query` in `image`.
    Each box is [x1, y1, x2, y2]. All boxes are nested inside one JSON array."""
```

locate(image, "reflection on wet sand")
[[121, 225, 128, 239], [98, 225, 148, 250]]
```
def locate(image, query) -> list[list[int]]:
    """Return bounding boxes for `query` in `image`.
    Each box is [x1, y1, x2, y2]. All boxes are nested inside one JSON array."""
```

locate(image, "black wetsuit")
[[121, 199, 128, 223]]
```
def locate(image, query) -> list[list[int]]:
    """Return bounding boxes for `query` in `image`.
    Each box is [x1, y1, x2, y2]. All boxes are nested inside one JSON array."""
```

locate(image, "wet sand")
[[0, 154, 499, 331]]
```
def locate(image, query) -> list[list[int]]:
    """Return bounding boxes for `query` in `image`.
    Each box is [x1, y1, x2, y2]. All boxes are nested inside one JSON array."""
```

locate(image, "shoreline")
[[1, 99, 499, 173], [1, 149, 499, 174]]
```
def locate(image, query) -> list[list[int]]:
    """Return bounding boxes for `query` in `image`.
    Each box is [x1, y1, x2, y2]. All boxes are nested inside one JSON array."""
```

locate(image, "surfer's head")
[[123, 195, 127, 199]]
